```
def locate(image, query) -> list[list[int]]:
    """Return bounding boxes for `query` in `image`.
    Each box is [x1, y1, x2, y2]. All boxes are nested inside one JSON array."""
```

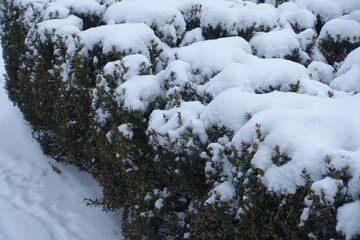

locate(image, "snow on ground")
[[0, 47, 122, 240]]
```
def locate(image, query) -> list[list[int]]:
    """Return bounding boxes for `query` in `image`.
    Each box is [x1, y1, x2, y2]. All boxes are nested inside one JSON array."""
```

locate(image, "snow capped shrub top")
[[319, 18, 360, 43], [42, 0, 104, 20], [37, 15, 83, 41], [78, 23, 163, 57], [199, 56, 315, 96], [330, 47, 360, 92], [116, 74, 163, 111], [294, 0, 360, 22], [250, 29, 302, 58], [103, 1, 186, 46], [172, 37, 251, 79], [337, 47, 360, 76], [278, 2, 316, 32], [200, 2, 278, 36]]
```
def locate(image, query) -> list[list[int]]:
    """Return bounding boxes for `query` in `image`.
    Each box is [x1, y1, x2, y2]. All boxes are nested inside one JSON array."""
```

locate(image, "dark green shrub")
[[319, 33, 360, 65], [202, 23, 267, 42]]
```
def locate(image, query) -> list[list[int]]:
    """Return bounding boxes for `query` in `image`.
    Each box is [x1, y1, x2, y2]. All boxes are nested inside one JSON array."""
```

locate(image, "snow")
[[311, 177, 343, 204], [319, 18, 360, 42], [79, 23, 163, 57], [155, 198, 164, 209], [103, 1, 186, 46], [148, 101, 207, 152], [205, 90, 360, 194], [37, 15, 83, 41], [206, 181, 235, 205], [278, 2, 316, 31], [0, 46, 122, 239], [307, 61, 335, 85], [116, 74, 163, 111], [171, 37, 251, 79], [294, 0, 360, 22], [337, 201, 360, 240], [200, 2, 277, 36], [341, 10, 360, 22], [118, 124, 134, 140], [199, 57, 313, 97], [330, 64, 360, 93], [250, 29, 302, 59], [331, 47, 360, 92], [336, 47, 360, 76], [42, 0, 104, 20], [179, 28, 205, 47]]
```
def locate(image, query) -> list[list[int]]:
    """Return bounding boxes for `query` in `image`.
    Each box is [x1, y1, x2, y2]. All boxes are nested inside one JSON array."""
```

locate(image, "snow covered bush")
[[201, 2, 277, 41], [1, 0, 360, 239], [318, 18, 360, 65]]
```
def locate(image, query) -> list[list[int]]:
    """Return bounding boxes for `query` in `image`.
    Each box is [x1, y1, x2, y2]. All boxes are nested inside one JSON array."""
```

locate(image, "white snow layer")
[[250, 29, 302, 58], [103, 1, 186, 45], [42, 0, 104, 20], [337, 201, 360, 240], [294, 0, 360, 21], [331, 47, 360, 92], [0, 47, 122, 239], [79, 23, 163, 57], [319, 18, 360, 42]]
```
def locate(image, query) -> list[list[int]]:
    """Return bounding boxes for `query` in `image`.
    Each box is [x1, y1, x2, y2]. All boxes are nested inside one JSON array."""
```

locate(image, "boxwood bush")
[[1, 0, 360, 239]]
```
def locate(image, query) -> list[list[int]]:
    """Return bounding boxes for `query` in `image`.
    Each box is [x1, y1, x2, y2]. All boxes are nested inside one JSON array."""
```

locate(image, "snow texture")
[[331, 47, 360, 92], [79, 23, 163, 57], [337, 201, 360, 240], [200, 2, 277, 35], [319, 18, 360, 42], [294, 0, 360, 22], [103, 1, 186, 45], [250, 29, 302, 58], [42, 0, 104, 20]]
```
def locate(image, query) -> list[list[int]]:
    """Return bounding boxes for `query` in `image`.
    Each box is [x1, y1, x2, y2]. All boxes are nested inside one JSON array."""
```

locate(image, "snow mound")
[[294, 0, 360, 22], [103, 1, 186, 46], [199, 56, 318, 97], [250, 29, 303, 59], [116, 74, 163, 111], [42, 0, 104, 20], [278, 2, 316, 32], [307, 61, 335, 85], [337, 201, 360, 240], [78, 23, 163, 57], [37, 15, 83, 41], [319, 18, 360, 42], [171, 37, 251, 79], [331, 47, 360, 92], [200, 2, 278, 37], [208, 90, 360, 193]]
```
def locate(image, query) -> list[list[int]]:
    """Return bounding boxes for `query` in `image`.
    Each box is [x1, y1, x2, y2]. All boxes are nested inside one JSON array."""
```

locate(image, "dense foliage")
[[1, 0, 360, 239]]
